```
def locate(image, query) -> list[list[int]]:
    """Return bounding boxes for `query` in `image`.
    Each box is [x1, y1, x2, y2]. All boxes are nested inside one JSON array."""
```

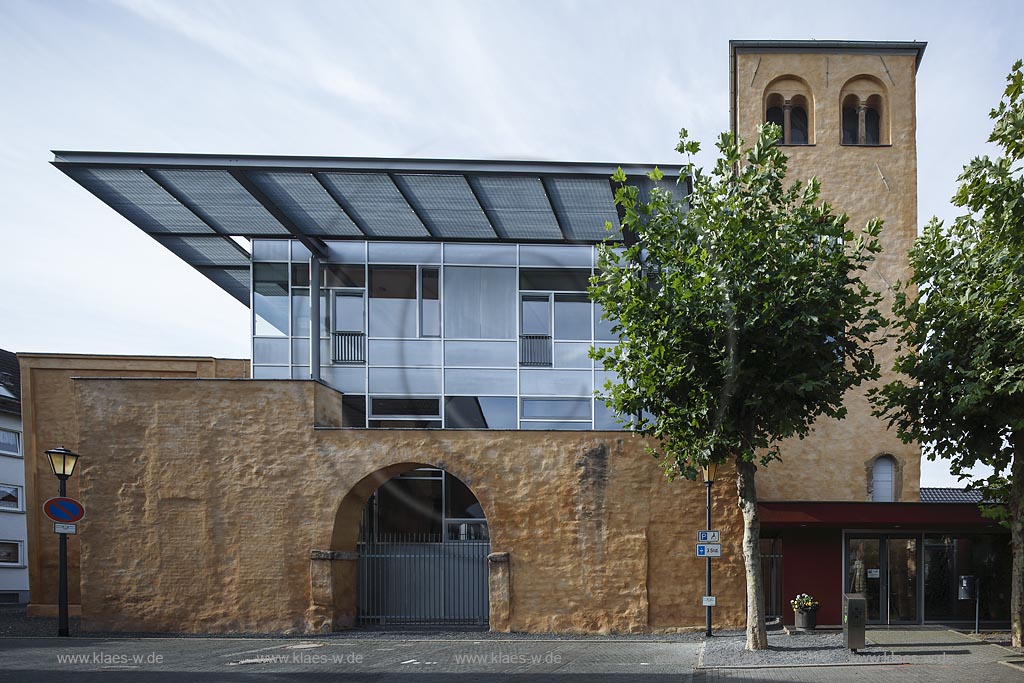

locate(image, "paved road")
[[0, 636, 701, 682], [1, 628, 1020, 682]]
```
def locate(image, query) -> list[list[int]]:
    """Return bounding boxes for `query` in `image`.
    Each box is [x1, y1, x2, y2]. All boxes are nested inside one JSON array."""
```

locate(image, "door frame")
[[842, 531, 924, 625]]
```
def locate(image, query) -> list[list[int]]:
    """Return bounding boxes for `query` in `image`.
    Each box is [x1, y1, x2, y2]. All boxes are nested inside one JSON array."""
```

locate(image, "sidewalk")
[[696, 626, 1024, 683]]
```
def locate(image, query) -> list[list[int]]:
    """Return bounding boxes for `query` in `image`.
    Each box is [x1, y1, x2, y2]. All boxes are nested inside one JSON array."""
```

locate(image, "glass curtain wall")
[[251, 240, 626, 430]]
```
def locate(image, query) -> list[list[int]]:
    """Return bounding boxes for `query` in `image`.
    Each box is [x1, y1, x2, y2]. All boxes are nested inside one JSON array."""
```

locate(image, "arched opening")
[[872, 456, 896, 502], [842, 94, 860, 145], [319, 463, 491, 630], [865, 94, 883, 145], [762, 75, 814, 145], [789, 94, 810, 145], [839, 75, 889, 145], [765, 93, 785, 138]]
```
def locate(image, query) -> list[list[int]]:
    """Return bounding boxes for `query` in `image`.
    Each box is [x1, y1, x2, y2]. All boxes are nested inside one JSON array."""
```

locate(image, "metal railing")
[[357, 532, 490, 627], [332, 331, 366, 364], [519, 334, 552, 366]]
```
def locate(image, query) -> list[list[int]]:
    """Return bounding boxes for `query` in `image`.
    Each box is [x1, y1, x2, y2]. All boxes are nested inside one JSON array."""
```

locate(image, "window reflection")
[[445, 396, 517, 429], [253, 263, 289, 336]]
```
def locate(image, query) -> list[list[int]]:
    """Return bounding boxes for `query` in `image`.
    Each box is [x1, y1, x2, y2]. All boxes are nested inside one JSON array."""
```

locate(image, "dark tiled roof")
[[920, 487, 984, 504], [0, 348, 19, 416]]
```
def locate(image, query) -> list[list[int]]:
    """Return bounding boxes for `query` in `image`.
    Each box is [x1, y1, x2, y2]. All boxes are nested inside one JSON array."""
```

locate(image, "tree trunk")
[[1011, 432, 1024, 649], [736, 455, 768, 650]]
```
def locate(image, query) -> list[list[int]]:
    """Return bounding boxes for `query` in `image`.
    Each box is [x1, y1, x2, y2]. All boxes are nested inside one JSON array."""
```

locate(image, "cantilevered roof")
[[54, 152, 684, 306]]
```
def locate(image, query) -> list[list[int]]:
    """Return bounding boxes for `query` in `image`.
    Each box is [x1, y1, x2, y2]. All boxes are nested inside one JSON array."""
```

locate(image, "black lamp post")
[[44, 446, 80, 637], [702, 462, 718, 637]]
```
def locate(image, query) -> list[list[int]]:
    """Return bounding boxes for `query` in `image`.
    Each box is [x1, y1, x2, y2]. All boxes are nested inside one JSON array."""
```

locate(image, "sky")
[[1, 0, 1021, 487]]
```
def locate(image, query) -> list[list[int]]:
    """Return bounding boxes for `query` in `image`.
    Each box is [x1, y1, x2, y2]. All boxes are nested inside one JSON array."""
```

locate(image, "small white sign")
[[702, 596, 717, 607], [698, 530, 721, 543], [867, 568, 880, 579], [696, 543, 722, 557], [53, 523, 77, 535]]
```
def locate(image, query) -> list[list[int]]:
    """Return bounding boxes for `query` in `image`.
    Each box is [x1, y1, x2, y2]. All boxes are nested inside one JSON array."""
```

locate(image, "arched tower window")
[[763, 76, 813, 145], [865, 95, 883, 145], [789, 94, 809, 144], [871, 456, 896, 502], [766, 93, 785, 132], [840, 76, 889, 145], [842, 95, 860, 145]]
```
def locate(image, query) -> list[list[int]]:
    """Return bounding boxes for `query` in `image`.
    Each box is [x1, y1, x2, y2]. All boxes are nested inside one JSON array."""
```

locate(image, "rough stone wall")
[[732, 49, 922, 502], [72, 377, 748, 634], [17, 354, 248, 616]]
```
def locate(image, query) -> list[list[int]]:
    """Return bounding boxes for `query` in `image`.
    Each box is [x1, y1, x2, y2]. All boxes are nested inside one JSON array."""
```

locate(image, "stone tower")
[[729, 40, 927, 502]]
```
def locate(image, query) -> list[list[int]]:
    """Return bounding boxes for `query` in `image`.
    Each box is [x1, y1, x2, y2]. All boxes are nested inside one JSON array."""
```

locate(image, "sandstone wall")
[[732, 48, 922, 501], [17, 353, 248, 616], [72, 377, 748, 634]]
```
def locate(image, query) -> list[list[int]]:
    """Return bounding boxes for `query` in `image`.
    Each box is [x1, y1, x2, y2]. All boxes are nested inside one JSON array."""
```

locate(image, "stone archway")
[[307, 461, 499, 631]]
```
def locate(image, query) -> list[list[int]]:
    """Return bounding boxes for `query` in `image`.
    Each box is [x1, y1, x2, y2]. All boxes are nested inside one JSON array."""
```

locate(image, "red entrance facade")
[[760, 501, 1010, 627]]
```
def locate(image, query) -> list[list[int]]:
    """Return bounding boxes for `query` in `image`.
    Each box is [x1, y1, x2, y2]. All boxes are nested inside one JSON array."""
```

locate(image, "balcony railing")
[[519, 334, 552, 367], [332, 331, 366, 364]]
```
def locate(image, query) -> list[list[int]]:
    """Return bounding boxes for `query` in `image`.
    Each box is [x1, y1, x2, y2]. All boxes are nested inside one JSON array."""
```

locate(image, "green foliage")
[[871, 61, 1024, 503], [590, 124, 886, 479]]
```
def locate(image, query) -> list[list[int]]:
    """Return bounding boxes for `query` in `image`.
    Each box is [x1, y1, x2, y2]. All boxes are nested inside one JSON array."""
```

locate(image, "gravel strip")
[[961, 630, 1024, 655], [701, 629, 901, 667], [0, 606, 81, 638]]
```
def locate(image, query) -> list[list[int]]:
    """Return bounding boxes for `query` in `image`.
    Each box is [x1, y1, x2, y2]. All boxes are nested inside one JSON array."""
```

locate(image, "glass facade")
[[251, 239, 627, 430]]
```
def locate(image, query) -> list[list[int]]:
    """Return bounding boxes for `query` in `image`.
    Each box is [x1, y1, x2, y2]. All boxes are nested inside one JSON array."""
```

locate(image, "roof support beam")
[[311, 173, 373, 238], [464, 175, 504, 239], [229, 170, 328, 258], [539, 176, 570, 242], [387, 173, 438, 238], [141, 169, 228, 237]]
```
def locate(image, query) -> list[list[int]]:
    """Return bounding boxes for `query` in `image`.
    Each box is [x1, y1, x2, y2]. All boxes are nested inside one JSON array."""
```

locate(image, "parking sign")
[[696, 543, 722, 557]]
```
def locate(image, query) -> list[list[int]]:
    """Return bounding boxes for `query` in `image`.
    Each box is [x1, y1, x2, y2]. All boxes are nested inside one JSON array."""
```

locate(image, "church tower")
[[730, 40, 927, 502]]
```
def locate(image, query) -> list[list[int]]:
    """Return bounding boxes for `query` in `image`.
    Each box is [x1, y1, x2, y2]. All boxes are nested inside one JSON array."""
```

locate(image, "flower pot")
[[794, 610, 817, 631]]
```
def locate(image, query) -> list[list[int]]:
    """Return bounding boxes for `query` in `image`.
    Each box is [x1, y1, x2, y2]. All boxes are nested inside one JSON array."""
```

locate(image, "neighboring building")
[[18, 40, 1010, 634], [0, 349, 28, 604]]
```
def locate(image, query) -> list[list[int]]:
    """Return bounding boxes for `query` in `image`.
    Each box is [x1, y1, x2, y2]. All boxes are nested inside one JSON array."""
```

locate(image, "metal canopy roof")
[[53, 151, 684, 306]]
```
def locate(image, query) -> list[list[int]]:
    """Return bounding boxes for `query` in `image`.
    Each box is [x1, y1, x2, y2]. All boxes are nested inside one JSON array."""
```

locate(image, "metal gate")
[[761, 536, 784, 619], [357, 532, 490, 627]]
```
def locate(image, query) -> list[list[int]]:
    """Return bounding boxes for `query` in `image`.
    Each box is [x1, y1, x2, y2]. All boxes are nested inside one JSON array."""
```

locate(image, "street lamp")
[[46, 447, 80, 488], [44, 446, 80, 637], [702, 462, 718, 637]]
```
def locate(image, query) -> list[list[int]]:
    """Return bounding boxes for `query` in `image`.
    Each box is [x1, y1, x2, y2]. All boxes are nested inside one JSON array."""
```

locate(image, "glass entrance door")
[[846, 535, 920, 624], [847, 538, 882, 621], [887, 538, 918, 622]]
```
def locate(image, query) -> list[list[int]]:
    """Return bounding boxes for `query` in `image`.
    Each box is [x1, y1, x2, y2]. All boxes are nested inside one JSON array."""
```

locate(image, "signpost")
[[43, 494, 84, 637], [697, 530, 720, 543], [43, 446, 81, 638]]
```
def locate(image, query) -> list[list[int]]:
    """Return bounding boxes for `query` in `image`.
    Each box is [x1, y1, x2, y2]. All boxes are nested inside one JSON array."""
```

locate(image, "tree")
[[871, 60, 1024, 647], [590, 124, 886, 650]]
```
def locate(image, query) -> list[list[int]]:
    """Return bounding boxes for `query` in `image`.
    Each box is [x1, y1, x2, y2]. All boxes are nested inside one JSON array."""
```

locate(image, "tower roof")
[[730, 40, 927, 71]]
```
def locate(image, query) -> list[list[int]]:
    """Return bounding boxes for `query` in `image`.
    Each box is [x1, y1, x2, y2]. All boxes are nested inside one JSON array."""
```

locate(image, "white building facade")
[[0, 349, 28, 604]]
